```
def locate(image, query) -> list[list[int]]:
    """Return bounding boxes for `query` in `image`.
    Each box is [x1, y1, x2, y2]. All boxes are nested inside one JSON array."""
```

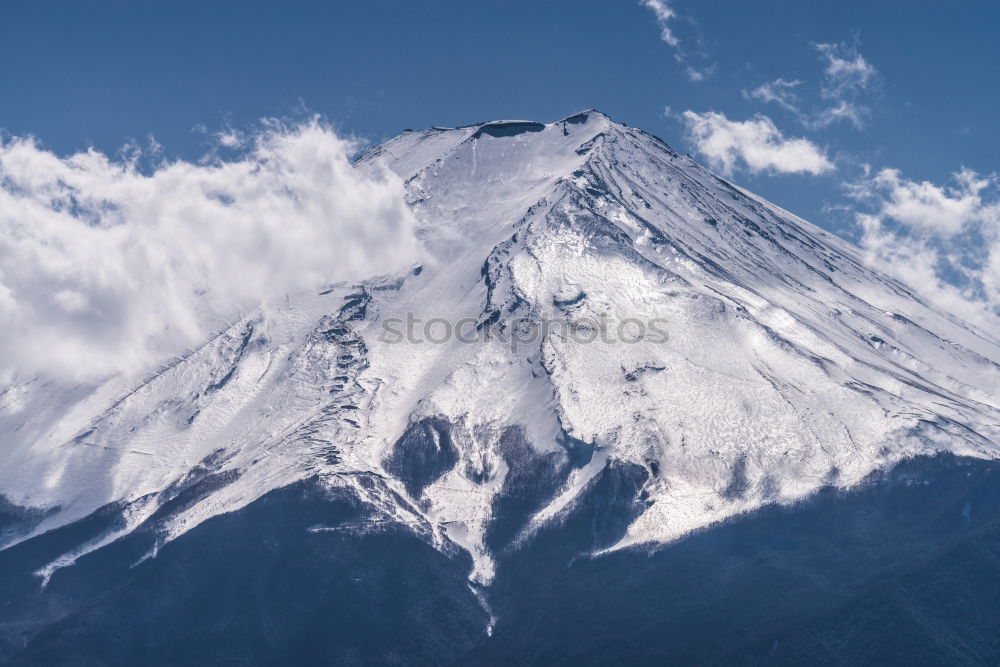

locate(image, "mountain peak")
[[3, 111, 999, 592], [555, 108, 612, 123]]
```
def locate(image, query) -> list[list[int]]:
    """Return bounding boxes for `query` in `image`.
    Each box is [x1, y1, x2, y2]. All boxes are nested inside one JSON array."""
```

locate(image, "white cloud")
[[816, 40, 877, 100], [641, 0, 678, 47], [0, 118, 421, 384], [849, 167, 1000, 322], [813, 40, 878, 129], [680, 110, 834, 176], [684, 64, 714, 83], [810, 99, 868, 130], [744, 78, 803, 114], [746, 39, 878, 130], [641, 0, 714, 82], [850, 167, 993, 235]]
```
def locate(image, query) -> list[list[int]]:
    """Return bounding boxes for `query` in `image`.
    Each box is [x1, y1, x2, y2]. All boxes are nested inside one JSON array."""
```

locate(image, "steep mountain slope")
[[1, 111, 999, 662]]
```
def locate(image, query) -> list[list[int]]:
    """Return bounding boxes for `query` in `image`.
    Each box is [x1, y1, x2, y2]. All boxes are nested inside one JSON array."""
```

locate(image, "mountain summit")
[[2, 111, 999, 663]]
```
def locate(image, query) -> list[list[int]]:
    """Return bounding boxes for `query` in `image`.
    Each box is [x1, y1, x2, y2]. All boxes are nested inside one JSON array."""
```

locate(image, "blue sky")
[[2, 0, 999, 321]]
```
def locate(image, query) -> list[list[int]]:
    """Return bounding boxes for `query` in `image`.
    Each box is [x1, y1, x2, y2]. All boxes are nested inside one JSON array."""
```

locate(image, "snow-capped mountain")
[[2, 110, 999, 664]]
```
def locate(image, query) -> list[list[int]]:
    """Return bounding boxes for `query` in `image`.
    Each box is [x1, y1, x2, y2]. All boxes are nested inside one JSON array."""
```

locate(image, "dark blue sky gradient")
[[2, 0, 997, 237]]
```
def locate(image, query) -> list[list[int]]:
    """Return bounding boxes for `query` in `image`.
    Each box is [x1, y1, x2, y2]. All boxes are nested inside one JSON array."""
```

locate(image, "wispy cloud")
[[848, 167, 1000, 322], [745, 37, 879, 130], [811, 39, 878, 129], [641, 0, 714, 82], [811, 100, 868, 131], [816, 40, 877, 101], [744, 78, 804, 114], [0, 119, 421, 383], [679, 110, 834, 176], [641, 0, 679, 46]]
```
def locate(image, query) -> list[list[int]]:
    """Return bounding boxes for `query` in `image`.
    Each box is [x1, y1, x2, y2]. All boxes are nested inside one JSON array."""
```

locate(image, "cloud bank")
[[0, 119, 421, 383], [849, 167, 1000, 324], [679, 110, 834, 176]]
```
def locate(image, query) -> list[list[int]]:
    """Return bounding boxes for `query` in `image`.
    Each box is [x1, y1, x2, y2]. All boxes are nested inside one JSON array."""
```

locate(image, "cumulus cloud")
[[0, 118, 421, 384], [679, 110, 834, 176], [848, 167, 1000, 323], [850, 168, 994, 235], [641, 0, 714, 82]]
